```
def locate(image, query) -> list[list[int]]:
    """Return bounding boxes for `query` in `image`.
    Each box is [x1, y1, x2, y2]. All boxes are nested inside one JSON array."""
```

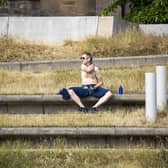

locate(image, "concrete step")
[[1, 127, 168, 136], [0, 94, 145, 114], [0, 55, 167, 72], [1, 127, 168, 148]]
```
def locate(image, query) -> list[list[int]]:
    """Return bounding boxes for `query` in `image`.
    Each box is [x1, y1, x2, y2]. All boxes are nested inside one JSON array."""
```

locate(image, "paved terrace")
[[0, 55, 167, 72]]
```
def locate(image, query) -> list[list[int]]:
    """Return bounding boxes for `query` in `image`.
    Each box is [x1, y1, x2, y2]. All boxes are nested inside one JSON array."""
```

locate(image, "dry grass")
[[1, 30, 168, 62], [0, 65, 160, 94], [0, 36, 79, 62], [0, 107, 168, 127], [0, 70, 80, 94]]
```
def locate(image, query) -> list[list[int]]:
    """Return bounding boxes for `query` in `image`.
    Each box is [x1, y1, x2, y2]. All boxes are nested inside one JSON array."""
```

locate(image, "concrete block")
[[0, 93, 148, 114], [1, 127, 168, 148], [115, 127, 155, 136], [0, 17, 8, 35], [44, 104, 78, 114], [97, 16, 113, 37], [139, 24, 168, 36], [113, 18, 133, 34], [0, 55, 168, 72], [7, 104, 43, 114], [8, 17, 98, 43], [0, 104, 7, 114], [20, 55, 167, 72], [0, 62, 21, 71], [21, 60, 81, 72], [44, 104, 58, 114], [154, 128, 168, 135]]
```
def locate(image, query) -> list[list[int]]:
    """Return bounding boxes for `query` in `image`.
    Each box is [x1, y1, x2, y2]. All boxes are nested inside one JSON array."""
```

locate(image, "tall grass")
[[0, 65, 160, 94], [77, 30, 168, 57], [0, 30, 168, 62]]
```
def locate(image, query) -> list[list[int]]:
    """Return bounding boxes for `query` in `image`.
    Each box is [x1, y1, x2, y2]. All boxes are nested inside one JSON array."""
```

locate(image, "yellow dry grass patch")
[[0, 65, 161, 94], [0, 107, 168, 127]]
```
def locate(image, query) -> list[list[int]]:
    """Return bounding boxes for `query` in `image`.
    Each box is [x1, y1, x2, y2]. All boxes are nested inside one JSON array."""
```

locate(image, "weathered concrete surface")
[[8, 16, 98, 43], [20, 59, 81, 72], [0, 94, 145, 114], [1, 127, 168, 136], [1, 127, 168, 148], [0, 94, 144, 103], [97, 16, 114, 37], [0, 62, 20, 71], [0, 55, 167, 72], [113, 17, 133, 33], [0, 16, 133, 42], [139, 24, 168, 36], [0, 17, 8, 35]]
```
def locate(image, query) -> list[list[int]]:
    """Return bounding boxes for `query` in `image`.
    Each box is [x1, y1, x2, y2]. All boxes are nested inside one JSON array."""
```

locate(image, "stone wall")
[[0, 0, 125, 16], [8, 0, 40, 16], [0, 5, 8, 16], [40, 0, 96, 16]]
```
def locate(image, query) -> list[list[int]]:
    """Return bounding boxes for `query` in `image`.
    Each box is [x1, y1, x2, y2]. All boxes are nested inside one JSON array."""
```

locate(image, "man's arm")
[[92, 67, 104, 90], [81, 64, 95, 73]]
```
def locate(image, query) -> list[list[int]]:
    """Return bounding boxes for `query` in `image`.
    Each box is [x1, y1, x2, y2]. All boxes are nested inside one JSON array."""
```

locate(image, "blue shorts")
[[69, 84, 109, 98]]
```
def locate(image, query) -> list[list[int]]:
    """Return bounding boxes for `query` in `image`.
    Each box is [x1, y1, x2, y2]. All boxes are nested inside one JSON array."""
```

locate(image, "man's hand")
[[89, 86, 96, 90], [81, 64, 95, 73]]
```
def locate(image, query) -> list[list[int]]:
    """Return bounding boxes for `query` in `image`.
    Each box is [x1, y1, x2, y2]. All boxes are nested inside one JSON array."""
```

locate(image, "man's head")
[[80, 52, 93, 65]]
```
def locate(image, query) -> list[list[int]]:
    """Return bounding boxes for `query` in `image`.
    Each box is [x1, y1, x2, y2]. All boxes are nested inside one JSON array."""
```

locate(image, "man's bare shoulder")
[[94, 66, 100, 71]]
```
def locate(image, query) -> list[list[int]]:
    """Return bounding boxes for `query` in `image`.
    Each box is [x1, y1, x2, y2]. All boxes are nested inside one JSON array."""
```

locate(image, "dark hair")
[[81, 51, 93, 64]]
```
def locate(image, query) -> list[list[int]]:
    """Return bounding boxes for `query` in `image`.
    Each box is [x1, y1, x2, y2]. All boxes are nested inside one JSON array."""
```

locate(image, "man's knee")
[[106, 90, 112, 97], [67, 89, 75, 97]]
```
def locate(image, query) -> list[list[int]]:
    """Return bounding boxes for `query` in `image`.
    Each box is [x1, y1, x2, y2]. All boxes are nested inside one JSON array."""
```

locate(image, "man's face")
[[80, 54, 90, 65]]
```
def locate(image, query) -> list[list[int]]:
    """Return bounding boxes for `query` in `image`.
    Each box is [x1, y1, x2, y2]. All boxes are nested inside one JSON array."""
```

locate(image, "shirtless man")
[[67, 52, 112, 112]]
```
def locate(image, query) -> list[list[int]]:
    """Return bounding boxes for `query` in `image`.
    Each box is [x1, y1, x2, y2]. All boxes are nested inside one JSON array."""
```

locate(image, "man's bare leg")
[[67, 89, 85, 108], [92, 91, 112, 108]]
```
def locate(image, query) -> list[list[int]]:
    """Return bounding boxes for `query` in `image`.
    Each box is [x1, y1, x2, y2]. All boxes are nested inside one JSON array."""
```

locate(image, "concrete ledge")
[[0, 94, 145, 114], [0, 94, 144, 103], [1, 127, 168, 148], [0, 127, 168, 136], [139, 24, 168, 36], [0, 55, 167, 72]]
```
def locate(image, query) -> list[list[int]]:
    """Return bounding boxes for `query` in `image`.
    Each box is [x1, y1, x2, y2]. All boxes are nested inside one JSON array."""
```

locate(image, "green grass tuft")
[[0, 149, 168, 168]]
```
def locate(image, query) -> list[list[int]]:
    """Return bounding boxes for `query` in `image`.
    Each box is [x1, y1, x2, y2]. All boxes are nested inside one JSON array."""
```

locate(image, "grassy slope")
[[0, 30, 168, 62]]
